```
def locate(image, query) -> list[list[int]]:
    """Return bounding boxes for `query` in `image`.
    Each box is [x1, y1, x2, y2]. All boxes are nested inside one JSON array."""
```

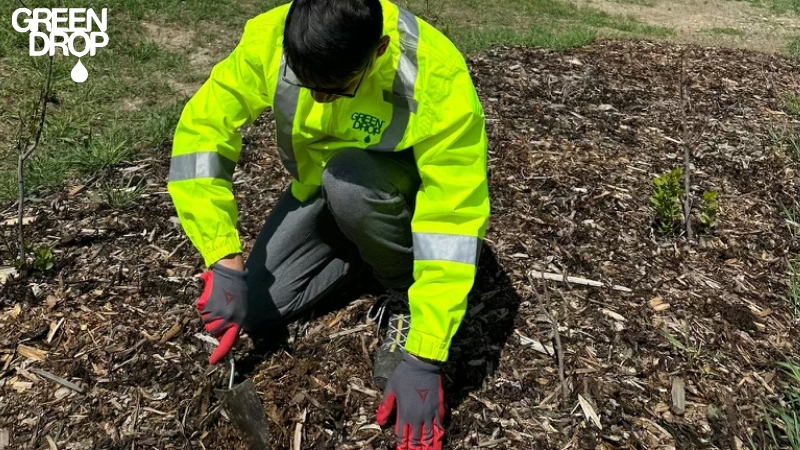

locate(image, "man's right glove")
[[196, 263, 248, 365], [376, 351, 445, 449]]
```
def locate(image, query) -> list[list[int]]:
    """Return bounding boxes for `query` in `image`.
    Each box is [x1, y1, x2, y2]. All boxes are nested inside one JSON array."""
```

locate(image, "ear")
[[376, 35, 390, 57]]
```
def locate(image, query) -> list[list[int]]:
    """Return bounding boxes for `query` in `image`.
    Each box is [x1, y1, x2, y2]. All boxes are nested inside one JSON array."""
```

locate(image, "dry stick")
[[550, 309, 567, 404], [680, 49, 693, 241], [534, 271, 568, 404], [17, 54, 54, 262]]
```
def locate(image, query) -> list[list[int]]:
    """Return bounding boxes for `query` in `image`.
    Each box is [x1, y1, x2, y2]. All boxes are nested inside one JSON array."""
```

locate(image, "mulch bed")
[[1, 39, 800, 450]]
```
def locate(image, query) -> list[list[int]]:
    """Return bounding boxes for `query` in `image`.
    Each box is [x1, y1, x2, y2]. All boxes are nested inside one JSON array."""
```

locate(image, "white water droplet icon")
[[71, 59, 88, 83]]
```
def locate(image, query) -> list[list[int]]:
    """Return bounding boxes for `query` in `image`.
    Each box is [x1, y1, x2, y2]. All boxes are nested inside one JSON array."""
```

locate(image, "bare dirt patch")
[[573, 0, 800, 53], [141, 21, 195, 51], [1, 40, 799, 450]]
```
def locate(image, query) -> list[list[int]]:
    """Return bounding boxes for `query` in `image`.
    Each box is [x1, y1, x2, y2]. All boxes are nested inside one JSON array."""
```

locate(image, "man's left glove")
[[376, 351, 445, 449], [196, 263, 248, 365]]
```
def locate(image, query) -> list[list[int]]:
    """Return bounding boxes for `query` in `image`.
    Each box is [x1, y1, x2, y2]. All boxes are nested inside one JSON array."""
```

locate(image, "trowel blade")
[[215, 379, 270, 450]]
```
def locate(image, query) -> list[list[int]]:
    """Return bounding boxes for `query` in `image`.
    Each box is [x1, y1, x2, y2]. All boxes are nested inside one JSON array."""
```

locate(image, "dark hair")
[[284, 0, 383, 87]]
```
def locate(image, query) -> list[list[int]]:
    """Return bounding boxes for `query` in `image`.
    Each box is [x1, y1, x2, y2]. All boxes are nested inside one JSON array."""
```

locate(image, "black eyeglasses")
[[282, 61, 369, 98]]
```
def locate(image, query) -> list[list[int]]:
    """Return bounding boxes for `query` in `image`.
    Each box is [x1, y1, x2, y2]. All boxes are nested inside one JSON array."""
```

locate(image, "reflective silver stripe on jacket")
[[169, 151, 236, 182], [367, 6, 419, 151], [274, 54, 301, 179], [413, 232, 480, 265]]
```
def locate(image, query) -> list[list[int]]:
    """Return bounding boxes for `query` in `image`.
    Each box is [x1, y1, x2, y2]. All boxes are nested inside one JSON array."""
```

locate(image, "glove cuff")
[[210, 262, 248, 279], [402, 350, 440, 373]]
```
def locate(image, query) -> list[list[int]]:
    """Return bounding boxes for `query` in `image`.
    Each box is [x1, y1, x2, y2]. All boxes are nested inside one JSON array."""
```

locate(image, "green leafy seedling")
[[699, 190, 719, 231], [33, 245, 55, 272], [650, 167, 684, 235]]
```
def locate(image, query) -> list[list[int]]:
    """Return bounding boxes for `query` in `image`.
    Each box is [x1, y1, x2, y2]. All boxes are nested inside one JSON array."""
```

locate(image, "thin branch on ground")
[[680, 49, 693, 241], [16, 54, 54, 263]]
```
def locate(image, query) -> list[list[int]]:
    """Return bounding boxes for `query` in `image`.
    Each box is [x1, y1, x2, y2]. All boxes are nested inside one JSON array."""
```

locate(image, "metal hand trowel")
[[214, 356, 270, 450]]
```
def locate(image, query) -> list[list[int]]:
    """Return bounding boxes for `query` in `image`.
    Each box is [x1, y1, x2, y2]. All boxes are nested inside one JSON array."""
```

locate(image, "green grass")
[[787, 260, 800, 319], [0, 0, 280, 204], [0, 0, 673, 204], [400, 0, 672, 53], [764, 361, 800, 449], [789, 37, 800, 59], [784, 93, 800, 116], [739, 0, 800, 15], [706, 27, 745, 36]]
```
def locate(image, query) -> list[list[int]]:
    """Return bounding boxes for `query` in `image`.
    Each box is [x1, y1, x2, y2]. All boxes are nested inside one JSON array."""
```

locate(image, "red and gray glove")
[[196, 263, 248, 365], [376, 351, 445, 449]]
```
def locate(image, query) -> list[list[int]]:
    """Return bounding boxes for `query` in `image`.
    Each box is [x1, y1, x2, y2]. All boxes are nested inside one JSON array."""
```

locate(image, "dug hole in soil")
[[1, 40, 799, 450]]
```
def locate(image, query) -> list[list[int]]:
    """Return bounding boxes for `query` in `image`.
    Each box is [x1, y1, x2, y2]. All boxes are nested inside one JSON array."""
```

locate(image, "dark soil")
[[1, 40, 800, 450]]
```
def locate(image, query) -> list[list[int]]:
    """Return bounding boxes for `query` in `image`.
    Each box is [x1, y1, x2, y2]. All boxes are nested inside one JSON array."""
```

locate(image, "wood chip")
[[67, 184, 86, 196], [348, 383, 379, 398], [47, 318, 65, 344], [17, 344, 47, 361], [12, 381, 32, 393], [2, 216, 35, 226], [158, 322, 182, 345], [515, 330, 554, 356], [0, 267, 18, 285], [5, 304, 21, 320], [529, 270, 631, 292], [478, 438, 508, 447], [0, 428, 8, 449], [329, 325, 369, 339], [601, 308, 626, 322], [293, 408, 307, 450], [577, 394, 602, 429], [671, 378, 685, 416], [649, 297, 670, 311]]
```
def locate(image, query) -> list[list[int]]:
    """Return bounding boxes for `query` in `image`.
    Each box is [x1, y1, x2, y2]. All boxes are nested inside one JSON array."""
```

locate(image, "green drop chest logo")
[[351, 112, 385, 143]]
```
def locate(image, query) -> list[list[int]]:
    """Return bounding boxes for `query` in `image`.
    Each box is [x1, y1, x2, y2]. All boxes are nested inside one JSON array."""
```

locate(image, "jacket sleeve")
[[167, 25, 272, 268], [404, 60, 491, 362]]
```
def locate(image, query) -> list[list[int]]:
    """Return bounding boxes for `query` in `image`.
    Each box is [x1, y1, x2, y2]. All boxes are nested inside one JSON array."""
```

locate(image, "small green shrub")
[[33, 245, 55, 272], [699, 190, 719, 230], [650, 167, 684, 235]]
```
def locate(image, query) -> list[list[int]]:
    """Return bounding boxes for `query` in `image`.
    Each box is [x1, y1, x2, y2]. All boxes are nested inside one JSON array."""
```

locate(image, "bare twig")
[[16, 54, 54, 262], [680, 49, 693, 240], [549, 309, 568, 403]]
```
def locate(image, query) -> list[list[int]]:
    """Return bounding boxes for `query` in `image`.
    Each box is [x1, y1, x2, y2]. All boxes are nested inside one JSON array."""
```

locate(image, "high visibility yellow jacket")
[[168, 0, 490, 362]]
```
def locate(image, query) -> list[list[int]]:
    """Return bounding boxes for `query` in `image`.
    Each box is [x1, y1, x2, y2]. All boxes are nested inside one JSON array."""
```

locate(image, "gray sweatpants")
[[242, 148, 421, 332]]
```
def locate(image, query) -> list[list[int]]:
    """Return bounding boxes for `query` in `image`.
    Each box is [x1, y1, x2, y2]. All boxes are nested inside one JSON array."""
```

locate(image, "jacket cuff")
[[404, 328, 450, 362], [200, 238, 242, 268]]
